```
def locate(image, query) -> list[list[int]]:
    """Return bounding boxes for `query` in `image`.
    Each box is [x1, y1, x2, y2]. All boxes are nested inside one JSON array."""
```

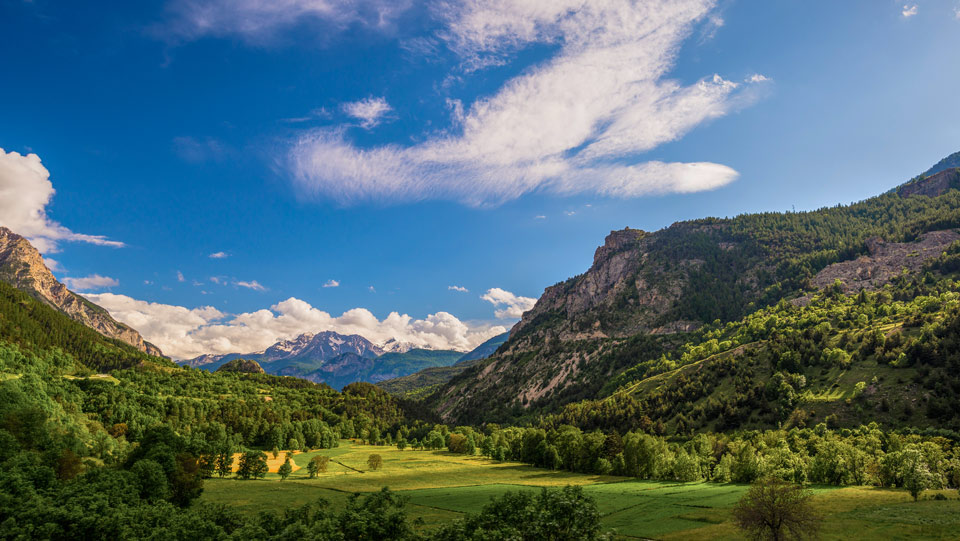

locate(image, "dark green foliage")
[[0, 280, 169, 372], [432, 485, 605, 541]]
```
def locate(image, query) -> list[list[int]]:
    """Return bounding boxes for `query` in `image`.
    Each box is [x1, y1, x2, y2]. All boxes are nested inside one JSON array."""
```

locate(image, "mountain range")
[[180, 330, 505, 390]]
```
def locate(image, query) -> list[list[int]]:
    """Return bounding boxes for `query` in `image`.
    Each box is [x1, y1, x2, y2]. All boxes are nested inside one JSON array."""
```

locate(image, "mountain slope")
[[183, 330, 383, 372], [183, 332, 464, 389], [377, 332, 509, 397], [923, 150, 960, 176], [429, 158, 960, 425], [0, 279, 170, 372], [0, 227, 163, 356]]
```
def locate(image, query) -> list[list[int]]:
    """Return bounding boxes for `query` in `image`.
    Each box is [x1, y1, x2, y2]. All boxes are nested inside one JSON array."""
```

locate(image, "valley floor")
[[199, 441, 960, 539]]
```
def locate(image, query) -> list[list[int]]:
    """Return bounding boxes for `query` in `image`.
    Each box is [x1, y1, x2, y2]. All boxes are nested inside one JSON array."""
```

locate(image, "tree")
[[432, 485, 605, 540], [278, 457, 293, 481], [308, 455, 329, 478], [271, 446, 280, 460], [215, 451, 233, 478], [367, 454, 383, 471], [901, 448, 933, 502], [733, 478, 821, 541], [237, 451, 268, 480], [396, 437, 407, 451]]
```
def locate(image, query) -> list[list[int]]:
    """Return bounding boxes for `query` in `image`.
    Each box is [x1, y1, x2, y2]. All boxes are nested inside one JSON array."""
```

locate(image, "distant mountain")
[[455, 332, 509, 363], [182, 331, 463, 390], [182, 330, 383, 372], [0, 226, 163, 357], [377, 332, 509, 397], [295, 348, 463, 390], [923, 150, 960, 176]]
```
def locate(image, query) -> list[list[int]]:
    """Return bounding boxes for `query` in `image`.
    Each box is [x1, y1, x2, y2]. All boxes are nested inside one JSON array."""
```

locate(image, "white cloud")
[[342, 97, 393, 129], [0, 148, 124, 254], [209, 251, 228, 259], [290, 0, 753, 206], [955, 5, 960, 19], [63, 274, 119, 291], [534, 215, 546, 219], [85, 293, 506, 359], [368, 285, 376, 292], [746, 73, 770, 83], [177, 270, 186, 282], [902, 4, 918, 18], [323, 279, 340, 288], [448, 285, 469, 292], [43, 257, 64, 272], [481, 287, 537, 319], [161, 0, 412, 42], [235, 280, 266, 291]]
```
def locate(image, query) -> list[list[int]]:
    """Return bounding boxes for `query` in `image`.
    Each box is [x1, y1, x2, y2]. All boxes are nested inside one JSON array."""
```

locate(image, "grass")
[[199, 441, 960, 539]]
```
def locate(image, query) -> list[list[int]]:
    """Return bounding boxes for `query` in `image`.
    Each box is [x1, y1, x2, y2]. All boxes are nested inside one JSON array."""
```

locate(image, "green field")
[[199, 441, 960, 539]]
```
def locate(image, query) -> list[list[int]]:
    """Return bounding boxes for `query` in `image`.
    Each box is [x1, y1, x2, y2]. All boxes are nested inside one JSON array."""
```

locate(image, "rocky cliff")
[[429, 154, 960, 425], [0, 227, 163, 357]]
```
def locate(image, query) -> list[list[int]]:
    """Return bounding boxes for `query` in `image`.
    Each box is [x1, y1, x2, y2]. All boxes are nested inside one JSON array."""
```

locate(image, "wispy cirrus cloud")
[[290, 0, 766, 207], [235, 279, 266, 291], [159, 0, 413, 43], [448, 285, 468, 292], [342, 97, 393, 129], [0, 148, 125, 253]]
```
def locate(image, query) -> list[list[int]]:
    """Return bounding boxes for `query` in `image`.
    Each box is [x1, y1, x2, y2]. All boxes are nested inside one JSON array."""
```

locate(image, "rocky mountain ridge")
[[0, 227, 163, 357], [428, 157, 960, 424]]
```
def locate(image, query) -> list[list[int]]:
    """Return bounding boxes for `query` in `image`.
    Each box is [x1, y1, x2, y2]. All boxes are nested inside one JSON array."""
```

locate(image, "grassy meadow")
[[199, 441, 960, 539]]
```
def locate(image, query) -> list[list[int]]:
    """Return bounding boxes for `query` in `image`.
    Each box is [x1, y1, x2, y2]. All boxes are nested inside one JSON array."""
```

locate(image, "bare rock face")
[[510, 228, 648, 340], [810, 229, 960, 293], [0, 227, 163, 357], [897, 168, 960, 198]]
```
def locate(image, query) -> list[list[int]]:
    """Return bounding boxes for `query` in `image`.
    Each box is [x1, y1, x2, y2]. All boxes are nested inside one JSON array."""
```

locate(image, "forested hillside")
[[430, 165, 960, 426]]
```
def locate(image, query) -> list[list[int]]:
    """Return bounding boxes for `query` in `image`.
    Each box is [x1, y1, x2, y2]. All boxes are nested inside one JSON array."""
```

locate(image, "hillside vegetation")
[[430, 167, 960, 427]]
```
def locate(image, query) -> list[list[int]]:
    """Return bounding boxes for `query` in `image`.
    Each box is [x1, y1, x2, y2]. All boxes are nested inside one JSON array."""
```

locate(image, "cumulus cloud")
[[63, 274, 119, 291], [209, 251, 228, 259], [160, 0, 412, 42], [342, 97, 393, 129], [177, 271, 186, 282], [0, 148, 124, 253], [448, 285, 468, 292], [481, 287, 537, 319], [235, 280, 266, 291], [323, 279, 340, 288], [85, 293, 506, 359], [902, 4, 918, 18], [291, 0, 755, 206]]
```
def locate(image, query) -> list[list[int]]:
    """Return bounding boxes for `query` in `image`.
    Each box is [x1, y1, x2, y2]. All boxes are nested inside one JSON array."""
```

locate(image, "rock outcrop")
[[215, 358, 266, 374], [897, 168, 960, 198], [0, 227, 163, 357], [809, 230, 960, 293]]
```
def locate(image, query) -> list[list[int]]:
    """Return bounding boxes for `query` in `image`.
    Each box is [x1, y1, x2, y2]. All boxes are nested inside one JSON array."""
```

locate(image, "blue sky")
[[1, 0, 959, 358]]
